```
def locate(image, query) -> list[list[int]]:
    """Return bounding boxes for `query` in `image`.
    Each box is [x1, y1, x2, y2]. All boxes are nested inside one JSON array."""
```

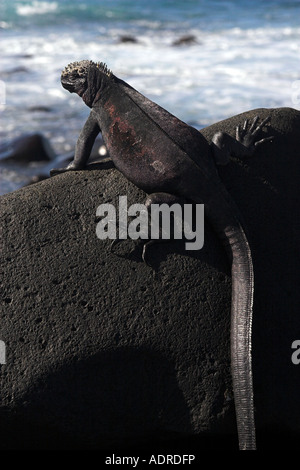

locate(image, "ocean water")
[[0, 0, 300, 194]]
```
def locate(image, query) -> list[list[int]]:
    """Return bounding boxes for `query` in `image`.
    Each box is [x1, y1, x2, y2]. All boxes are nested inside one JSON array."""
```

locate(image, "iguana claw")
[[236, 115, 274, 150]]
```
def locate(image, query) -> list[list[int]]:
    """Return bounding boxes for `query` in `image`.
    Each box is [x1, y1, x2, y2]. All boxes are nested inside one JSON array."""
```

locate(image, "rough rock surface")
[[0, 107, 299, 450]]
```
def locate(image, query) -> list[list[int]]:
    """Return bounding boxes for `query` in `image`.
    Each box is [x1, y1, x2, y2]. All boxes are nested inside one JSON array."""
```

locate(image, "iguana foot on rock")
[[212, 116, 273, 165], [50, 162, 85, 176]]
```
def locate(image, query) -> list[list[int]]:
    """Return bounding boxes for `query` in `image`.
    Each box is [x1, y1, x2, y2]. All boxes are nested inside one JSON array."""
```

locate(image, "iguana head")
[[61, 60, 112, 107]]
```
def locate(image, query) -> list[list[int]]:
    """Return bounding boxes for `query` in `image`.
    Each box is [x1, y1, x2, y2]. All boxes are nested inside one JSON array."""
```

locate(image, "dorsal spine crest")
[[61, 60, 112, 78], [95, 61, 112, 77]]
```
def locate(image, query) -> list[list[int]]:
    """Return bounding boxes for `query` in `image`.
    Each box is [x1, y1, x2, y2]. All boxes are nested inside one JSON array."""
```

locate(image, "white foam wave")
[[16, 1, 58, 16], [1, 23, 299, 157]]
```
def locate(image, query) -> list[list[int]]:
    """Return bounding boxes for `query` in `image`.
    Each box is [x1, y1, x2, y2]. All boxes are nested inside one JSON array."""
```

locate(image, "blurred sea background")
[[0, 0, 299, 194]]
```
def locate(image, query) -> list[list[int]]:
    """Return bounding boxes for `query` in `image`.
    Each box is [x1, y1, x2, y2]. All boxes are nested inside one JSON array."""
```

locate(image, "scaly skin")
[[51, 60, 273, 450]]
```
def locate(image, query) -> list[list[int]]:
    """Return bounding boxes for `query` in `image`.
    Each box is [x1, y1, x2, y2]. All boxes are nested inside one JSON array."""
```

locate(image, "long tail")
[[226, 222, 256, 450], [201, 189, 256, 450]]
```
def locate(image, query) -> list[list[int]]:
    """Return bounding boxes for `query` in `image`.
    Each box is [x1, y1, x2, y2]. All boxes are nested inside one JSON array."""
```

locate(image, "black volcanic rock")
[[0, 107, 299, 450], [0, 133, 55, 163]]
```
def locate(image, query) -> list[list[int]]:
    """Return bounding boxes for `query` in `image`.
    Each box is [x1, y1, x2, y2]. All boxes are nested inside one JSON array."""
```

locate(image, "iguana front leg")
[[211, 116, 273, 165], [50, 112, 100, 176]]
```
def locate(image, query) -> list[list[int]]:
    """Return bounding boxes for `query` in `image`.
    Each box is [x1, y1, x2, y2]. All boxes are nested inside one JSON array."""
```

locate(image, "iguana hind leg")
[[111, 192, 186, 266], [142, 192, 186, 266]]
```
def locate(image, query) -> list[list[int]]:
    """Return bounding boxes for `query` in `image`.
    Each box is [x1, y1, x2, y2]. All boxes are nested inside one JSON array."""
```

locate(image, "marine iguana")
[[50, 60, 273, 450]]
